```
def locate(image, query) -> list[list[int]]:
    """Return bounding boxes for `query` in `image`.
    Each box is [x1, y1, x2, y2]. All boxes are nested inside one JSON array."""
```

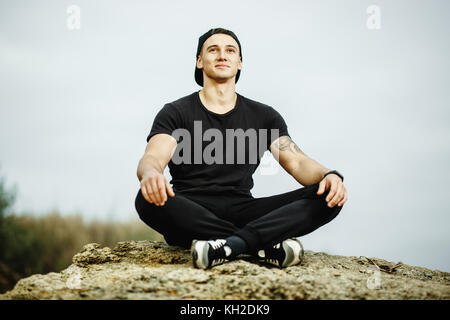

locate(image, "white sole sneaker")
[[191, 240, 209, 269], [281, 238, 304, 268], [258, 238, 304, 268], [191, 239, 230, 269]]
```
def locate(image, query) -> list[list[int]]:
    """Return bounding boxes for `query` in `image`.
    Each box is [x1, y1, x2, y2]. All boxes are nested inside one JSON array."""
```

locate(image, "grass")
[[0, 211, 163, 294]]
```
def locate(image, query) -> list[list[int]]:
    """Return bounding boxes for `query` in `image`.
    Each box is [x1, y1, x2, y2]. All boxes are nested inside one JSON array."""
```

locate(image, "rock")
[[0, 240, 449, 300], [73, 243, 120, 266]]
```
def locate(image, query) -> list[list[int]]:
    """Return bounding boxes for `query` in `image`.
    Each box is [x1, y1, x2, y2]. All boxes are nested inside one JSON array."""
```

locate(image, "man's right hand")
[[140, 171, 175, 206]]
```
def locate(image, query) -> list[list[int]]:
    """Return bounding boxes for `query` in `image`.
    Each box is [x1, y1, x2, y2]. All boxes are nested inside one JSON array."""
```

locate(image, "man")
[[135, 28, 347, 270]]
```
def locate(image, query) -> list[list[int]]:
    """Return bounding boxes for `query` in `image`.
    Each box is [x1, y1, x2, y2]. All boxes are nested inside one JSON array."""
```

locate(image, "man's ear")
[[197, 55, 203, 69]]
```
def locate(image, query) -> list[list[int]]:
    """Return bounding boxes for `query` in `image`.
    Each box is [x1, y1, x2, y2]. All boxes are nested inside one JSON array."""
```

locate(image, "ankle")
[[224, 235, 248, 259]]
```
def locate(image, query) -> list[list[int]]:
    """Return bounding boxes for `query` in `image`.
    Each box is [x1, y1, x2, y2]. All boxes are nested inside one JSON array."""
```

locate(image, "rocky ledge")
[[0, 240, 449, 300]]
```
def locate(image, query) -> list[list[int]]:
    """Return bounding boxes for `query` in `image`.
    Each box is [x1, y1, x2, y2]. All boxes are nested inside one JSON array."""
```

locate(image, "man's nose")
[[217, 49, 228, 60]]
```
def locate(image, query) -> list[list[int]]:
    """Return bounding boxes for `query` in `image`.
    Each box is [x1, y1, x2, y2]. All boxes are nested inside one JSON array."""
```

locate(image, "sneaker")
[[191, 239, 233, 269], [256, 238, 304, 268]]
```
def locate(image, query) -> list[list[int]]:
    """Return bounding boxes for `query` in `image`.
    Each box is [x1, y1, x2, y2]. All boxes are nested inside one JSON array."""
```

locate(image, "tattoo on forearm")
[[275, 136, 306, 155]]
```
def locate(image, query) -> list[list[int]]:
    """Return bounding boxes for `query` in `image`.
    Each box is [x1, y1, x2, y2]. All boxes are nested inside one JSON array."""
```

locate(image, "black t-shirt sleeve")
[[266, 106, 290, 149], [146, 103, 181, 143]]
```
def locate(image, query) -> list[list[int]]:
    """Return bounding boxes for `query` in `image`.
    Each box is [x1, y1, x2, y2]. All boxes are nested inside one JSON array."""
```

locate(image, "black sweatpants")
[[134, 182, 342, 253]]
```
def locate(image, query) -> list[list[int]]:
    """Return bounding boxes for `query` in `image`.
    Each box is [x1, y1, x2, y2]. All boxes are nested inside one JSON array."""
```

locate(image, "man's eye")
[[209, 48, 235, 53]]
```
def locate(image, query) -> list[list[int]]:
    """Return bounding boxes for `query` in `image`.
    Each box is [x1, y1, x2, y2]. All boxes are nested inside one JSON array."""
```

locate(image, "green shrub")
[[0, 172, 164, 293]]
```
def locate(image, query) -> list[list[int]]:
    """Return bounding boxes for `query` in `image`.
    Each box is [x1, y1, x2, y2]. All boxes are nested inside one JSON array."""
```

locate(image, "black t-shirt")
[[146, 90, 290, 196]]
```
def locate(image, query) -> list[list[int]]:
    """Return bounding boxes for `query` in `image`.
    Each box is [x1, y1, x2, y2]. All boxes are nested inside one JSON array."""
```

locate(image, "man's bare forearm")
[[290, 157, 329, 186], [137, 154, 164, 182]]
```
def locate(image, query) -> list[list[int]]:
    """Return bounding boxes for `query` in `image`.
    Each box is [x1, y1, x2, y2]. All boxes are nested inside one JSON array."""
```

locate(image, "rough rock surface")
[[1, 240, 449, 300]]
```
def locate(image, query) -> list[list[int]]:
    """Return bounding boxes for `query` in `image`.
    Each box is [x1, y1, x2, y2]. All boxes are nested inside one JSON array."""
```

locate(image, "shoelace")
[[208, 239, 228, 266], [260, 242, 283, 266], [211, 258, 227, 267], [266, 258, 281, 266], [259, 239, 303, 268], [210, 239, 226, 249]]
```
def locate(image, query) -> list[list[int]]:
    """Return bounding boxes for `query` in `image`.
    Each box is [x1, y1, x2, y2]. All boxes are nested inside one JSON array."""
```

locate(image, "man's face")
[[197, 33, 242, 85]]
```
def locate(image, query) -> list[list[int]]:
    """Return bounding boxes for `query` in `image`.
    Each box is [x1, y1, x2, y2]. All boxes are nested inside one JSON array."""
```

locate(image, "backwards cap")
[[195, 28, 242, 87]]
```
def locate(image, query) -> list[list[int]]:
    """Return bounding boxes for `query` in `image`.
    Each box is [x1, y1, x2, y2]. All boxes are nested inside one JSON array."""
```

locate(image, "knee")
[[323, 202, 343, 223], [135, 189, 182, 225], [135, 189, 156, 220], [317, 190, 342, 211], [330, 203, 343, 215], [135, 189, 170, 235], [134, 189, 145, 216], [312, 191, 343, 218]]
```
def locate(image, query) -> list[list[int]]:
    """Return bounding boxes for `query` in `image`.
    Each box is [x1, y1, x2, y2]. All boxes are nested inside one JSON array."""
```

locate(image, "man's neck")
[[199, 83, 237, 113]]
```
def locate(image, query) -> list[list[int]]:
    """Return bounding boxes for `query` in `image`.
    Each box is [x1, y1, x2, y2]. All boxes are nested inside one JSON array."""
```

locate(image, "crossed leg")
[[226, 182, 343, 252], [134, 189, 238, 248], [135, 182, 343, 252]]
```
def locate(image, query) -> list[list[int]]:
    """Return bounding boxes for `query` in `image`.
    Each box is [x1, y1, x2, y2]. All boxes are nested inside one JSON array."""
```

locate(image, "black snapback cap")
[[195, 28, 242, 87]]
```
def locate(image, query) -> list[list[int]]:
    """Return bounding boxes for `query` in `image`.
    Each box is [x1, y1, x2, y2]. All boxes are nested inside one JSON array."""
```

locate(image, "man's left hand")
[[317, 174, 347, 208]]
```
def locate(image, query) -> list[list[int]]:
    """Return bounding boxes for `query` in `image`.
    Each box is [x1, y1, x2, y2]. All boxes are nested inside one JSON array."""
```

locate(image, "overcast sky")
[[1, 0, 449, 272]]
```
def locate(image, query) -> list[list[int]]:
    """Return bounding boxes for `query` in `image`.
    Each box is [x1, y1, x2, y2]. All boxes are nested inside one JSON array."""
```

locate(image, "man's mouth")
[[215, 65, 230, 69]]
